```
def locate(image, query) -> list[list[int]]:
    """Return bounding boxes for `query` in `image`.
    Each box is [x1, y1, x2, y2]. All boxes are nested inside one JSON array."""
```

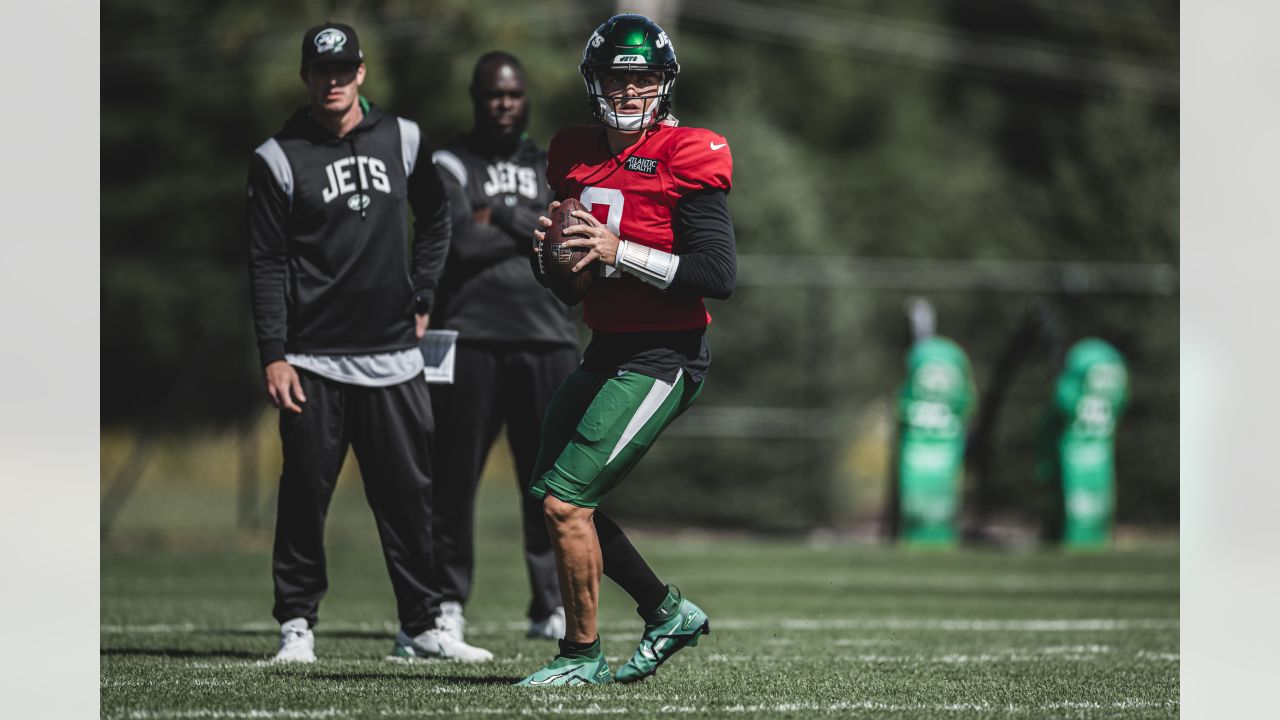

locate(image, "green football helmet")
[[580, 14, 680, 131]]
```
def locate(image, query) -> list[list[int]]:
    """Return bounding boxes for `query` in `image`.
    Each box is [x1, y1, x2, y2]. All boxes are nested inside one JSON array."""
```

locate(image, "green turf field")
[[102, 437, 1178, 718], [103, 529, 1178, 717]]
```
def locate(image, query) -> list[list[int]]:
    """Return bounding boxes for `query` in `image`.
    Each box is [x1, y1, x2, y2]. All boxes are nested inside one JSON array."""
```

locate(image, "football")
[[541, 197, 596, 305]]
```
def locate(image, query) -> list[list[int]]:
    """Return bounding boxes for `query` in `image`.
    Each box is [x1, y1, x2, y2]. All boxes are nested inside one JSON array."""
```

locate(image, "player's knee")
[[543, 494, 590, 528]]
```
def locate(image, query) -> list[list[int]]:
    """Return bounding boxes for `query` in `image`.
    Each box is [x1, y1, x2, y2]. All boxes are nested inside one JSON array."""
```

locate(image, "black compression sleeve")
[[669, 189, 737, 299], [595, 511, 668, 614]]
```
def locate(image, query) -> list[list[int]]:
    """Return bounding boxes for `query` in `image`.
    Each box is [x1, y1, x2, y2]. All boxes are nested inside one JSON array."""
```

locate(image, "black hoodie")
[[430, 132, 577, 346], [247, 102, 451, 367]]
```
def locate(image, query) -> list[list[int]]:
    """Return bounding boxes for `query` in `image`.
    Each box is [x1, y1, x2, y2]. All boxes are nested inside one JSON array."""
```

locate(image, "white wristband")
[[615, 240, 680, 289]]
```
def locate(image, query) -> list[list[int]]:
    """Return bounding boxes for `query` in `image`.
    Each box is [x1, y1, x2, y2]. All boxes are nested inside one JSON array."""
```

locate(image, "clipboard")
[[419, 329, 458, 384]]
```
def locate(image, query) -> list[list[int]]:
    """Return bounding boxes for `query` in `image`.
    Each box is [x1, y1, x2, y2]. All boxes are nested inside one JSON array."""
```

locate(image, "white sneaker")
[[438, 600, 465, 642], [272, 618, 316, 663], [527, 606, 566, 640], [389, 617, 493, 663]]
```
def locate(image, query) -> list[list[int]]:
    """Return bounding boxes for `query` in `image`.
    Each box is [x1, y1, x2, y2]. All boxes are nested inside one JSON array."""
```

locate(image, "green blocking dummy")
[[1042, 338, 1129, 548], [897, 337, 976, 546]]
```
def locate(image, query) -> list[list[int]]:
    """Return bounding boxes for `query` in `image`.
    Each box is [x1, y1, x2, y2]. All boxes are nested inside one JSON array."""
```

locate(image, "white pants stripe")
[[605, 369, 682, 466]]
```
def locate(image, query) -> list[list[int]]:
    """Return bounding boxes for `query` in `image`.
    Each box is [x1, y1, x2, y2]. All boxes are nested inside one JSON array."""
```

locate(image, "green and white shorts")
[[528, 367, 703, 508]]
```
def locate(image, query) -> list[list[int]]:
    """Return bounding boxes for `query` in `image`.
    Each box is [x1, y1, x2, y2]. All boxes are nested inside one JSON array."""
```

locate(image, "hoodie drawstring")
[[347, 135, 367, 221]]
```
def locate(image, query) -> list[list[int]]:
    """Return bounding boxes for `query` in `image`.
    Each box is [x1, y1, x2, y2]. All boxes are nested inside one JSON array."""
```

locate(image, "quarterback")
[[518, 14, 737, 686]]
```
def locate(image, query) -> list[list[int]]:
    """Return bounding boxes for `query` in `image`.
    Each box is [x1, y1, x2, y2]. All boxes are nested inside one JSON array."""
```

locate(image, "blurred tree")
[[101, 0, 1178, 528]]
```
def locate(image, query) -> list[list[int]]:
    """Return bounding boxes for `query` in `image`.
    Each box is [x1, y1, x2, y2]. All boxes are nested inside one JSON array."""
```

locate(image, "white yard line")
[[146, 645, 1173, 674], [120, 707, 348, 712], [705, 647, 1175, 664], [106, 648, 1177, 677], [111, 698, 1180, 719], [766, 637, 893, 647], [693, 571, 1179, 594], [773, 618, 1178, 631], [102, 617, 1178, 635]]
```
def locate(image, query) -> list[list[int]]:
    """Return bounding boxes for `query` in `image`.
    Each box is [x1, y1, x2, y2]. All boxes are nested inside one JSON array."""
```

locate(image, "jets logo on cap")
[[314, 28, 347, 54], [614, 54, 644, 64]]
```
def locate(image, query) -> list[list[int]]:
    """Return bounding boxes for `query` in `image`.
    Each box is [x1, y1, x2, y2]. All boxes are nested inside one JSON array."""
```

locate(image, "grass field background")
[[102, 440, 1178, 719]]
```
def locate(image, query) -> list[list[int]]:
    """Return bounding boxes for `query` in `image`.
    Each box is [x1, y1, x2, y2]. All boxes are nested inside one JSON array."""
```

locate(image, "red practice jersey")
[[546, 121, 733, 333]]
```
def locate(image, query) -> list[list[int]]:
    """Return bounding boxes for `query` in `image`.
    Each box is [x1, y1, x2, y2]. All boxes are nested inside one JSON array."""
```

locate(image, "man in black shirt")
[[429, 52, 579, 641], [247, 22, 492, 663]]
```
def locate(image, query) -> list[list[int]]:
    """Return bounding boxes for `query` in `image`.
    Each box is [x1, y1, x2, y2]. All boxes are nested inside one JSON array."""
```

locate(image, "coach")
[[428, 52, 578, 642], [246, 22, 490, 663]]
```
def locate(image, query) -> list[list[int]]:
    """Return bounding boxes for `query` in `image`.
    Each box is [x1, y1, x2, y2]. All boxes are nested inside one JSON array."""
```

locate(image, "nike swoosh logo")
[[529, 665, 583, 685], [710, 142, 726, 150]]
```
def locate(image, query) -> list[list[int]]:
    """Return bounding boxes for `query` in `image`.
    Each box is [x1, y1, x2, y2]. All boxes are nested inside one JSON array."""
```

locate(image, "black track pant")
[[429, 342, 579, 620], [272, 370, 440, 636]]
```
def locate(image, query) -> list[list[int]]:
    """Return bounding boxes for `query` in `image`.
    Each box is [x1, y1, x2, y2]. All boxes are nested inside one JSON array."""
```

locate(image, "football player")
[[517, 14, 737, 686]]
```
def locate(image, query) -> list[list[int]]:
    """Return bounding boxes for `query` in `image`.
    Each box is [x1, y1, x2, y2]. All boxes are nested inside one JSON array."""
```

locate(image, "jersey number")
[[579, 186, 623, 278]]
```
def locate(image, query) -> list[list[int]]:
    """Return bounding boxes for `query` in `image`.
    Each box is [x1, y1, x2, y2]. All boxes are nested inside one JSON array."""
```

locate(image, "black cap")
[[301, 23, 364, 69]]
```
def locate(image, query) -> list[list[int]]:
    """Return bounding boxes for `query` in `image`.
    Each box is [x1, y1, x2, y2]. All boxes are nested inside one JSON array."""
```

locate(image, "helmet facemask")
[[583, 69, 676, 131]]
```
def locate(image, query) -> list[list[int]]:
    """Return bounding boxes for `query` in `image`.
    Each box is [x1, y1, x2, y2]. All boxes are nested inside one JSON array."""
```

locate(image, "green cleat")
[[615, 586, 710, 683], [515, 651, 613, 687]]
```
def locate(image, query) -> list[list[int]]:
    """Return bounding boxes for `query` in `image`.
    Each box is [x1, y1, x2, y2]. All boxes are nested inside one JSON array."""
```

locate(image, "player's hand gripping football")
[[534, 201, 620, 272], [264, 360, 307, 414], [531, 200, 560, 273]]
